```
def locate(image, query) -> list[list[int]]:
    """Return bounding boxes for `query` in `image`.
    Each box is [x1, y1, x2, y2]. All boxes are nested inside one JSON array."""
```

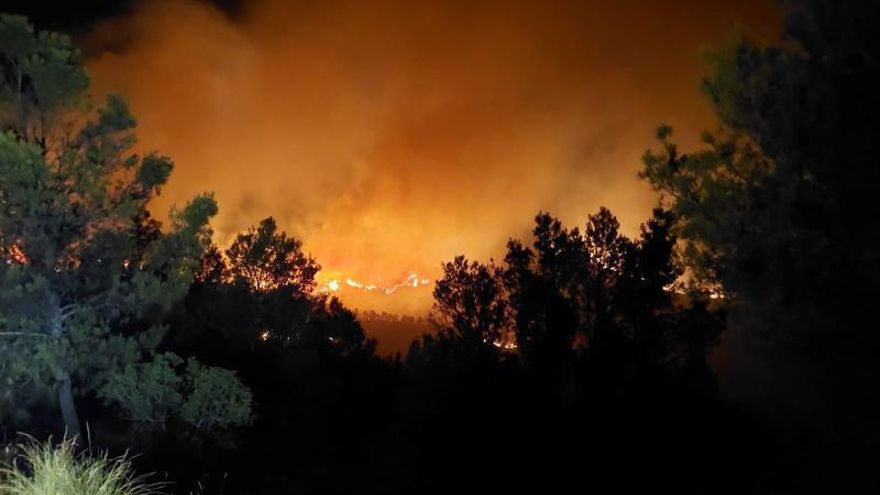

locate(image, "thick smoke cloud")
[[84, 0, 778, 313]]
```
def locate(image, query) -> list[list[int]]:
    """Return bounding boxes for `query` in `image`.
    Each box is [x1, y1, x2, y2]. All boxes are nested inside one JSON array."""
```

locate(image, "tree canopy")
[[0, 14, 248, 439], [640, 0, 880, 433]]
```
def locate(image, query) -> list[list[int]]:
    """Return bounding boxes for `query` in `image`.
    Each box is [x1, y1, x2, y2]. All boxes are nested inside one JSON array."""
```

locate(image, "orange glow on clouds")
[[82, 0, 779, 313]]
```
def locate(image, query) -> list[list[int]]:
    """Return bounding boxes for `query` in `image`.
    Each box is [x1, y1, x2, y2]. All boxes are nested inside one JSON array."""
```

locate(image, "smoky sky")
[[71, 0, 778, 312]]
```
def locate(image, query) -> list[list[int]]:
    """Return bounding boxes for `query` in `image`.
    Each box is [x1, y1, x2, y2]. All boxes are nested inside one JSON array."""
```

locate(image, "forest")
[[1, 1, 879, 493]]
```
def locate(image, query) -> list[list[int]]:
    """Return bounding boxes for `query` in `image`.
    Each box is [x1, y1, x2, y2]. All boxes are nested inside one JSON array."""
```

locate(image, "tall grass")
[[0, 438, 162, 495]]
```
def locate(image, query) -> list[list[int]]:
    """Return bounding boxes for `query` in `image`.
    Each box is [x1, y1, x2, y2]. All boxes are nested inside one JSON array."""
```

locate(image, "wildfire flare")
[[320, 272, 431, 296]]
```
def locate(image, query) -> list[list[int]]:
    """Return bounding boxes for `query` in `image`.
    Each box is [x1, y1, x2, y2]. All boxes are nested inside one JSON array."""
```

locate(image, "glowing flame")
[[4, 243, 28, 265], [319, 272, 431, 296], [485, 332, 518, 351]]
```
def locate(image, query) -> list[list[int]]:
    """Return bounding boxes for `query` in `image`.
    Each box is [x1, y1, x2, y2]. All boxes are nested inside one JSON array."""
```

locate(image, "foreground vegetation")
[[2, 1, 878, 493], [0, 439, 158, 495]]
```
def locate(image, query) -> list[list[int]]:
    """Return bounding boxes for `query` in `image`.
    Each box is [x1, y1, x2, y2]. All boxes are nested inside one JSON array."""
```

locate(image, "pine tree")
[[0, 15, 217, 439]]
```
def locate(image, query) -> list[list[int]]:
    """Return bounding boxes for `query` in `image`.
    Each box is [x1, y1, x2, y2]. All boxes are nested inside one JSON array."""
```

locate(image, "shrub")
[[180, 359, 253, 433], [0, 438, 161, 495], [99, 355, 253, 434], [99, 353, 184, 431]]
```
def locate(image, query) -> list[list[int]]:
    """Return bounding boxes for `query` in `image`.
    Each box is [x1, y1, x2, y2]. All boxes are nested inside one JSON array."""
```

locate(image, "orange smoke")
[[82, 0, 779, 313]]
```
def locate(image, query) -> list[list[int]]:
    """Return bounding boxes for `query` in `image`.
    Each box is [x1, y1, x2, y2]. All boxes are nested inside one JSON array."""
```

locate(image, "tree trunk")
[[56, 369, 81, 441], [48, 294, 81, 442]]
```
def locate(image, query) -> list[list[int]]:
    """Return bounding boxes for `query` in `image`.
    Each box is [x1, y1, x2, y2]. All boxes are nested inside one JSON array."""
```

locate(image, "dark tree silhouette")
[[194, 244, 226, 285], [640, 0, 880, 443], [226, 217, 319, 294], [531, 212, 589, 298], [624, 208, 681, 305], [616, 208, 683, 360], [430, 255, 508, 354], [304, 296, 376, 356], [584, 207, 632, 341], [502, 239, 577, 371]]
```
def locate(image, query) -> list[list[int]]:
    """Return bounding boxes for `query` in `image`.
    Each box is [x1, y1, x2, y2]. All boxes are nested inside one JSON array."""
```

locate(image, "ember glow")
[[320, 272, 431, 295], [80, 0, 779, 313], [316, 271, 434, 313]]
